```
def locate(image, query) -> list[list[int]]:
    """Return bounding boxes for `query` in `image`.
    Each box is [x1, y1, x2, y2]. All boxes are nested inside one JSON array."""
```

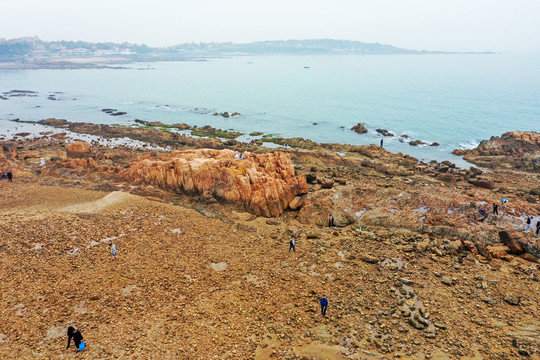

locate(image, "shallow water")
[[1, 54, 539, 165]]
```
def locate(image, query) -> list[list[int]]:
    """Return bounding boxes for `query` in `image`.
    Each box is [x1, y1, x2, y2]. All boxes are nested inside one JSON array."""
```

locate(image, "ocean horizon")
[[1, 53, 539, 166]]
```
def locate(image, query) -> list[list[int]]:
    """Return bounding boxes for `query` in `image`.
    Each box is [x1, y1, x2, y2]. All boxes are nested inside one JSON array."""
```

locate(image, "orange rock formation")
[[66, 141, 93, 158], [119, 149, 308, 217]]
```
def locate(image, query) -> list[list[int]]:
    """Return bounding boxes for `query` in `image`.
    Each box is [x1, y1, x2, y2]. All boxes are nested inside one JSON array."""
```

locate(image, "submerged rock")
[[351, 123, 368, 134], [376, 129, 394, 137]]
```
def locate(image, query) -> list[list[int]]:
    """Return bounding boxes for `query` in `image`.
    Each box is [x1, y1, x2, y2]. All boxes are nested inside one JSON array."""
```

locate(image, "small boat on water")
[[304, 66, 310, 69]]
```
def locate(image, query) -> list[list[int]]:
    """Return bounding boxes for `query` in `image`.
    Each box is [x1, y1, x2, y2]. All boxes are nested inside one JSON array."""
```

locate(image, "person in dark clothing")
[[492, 203, 499, 215], [289, 236, 295, 252], [380, 139, 384, 147], [479, 209, 488, 218], [320, 297, 328, 316], [66, 326, 84, 351], [328, 214, 334, 227], [525, 216, 532, 232], [536, 221, 540, 235], [7, 171, 12, 182], [66, 326, 75, 349]]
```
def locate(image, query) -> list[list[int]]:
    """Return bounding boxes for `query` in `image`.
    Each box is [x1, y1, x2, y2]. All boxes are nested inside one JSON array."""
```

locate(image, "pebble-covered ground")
[[1, 177, 539, 359]]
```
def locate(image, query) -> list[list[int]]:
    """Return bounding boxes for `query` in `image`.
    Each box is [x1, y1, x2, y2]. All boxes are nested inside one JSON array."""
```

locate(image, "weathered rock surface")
[[453, 131, 540, 172], [66, 141, 93, 159], [119, 149, 308, 217], [499, 230, 529, 255], [2, 130, 540, 359]]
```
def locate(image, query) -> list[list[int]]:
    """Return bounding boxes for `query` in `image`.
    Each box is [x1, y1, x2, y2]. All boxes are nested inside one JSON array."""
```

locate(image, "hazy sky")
[[1, 0, 539, 52]]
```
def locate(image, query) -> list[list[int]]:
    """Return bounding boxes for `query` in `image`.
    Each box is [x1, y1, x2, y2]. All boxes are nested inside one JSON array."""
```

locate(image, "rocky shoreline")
[[453, 131, 540, 173], [1, 124, 539, 359]]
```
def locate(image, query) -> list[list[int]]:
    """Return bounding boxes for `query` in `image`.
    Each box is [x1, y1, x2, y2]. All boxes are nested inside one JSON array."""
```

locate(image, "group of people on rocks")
[[66, 326, 84, 352], [479, 198, 539, 235], [234, 150, 245, 160], [479, 198, 508, 219], [525, 215, 540, 235], [0, 170, 13, 182]]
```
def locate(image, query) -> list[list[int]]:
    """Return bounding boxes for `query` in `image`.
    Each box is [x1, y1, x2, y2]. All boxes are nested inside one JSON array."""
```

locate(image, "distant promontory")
[[0, 37, 494, 69]]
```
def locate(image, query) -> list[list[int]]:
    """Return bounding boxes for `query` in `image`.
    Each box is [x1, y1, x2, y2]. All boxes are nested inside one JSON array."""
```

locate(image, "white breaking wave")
[[457, 139, 480, 150]]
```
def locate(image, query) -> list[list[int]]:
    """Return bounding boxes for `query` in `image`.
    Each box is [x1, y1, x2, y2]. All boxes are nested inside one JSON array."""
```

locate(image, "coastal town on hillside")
[[0, 36, 481, 68]]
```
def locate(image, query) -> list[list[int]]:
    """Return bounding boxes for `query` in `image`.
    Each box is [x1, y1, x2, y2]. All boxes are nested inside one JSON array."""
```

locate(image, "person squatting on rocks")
[[525, 216, 532, 232], [320, 297, 328, 317], [110, 243, 118, 260], [328, 214, 334, 227], [66, 326, 84, 352], [479, 209, 488, 219], [492, 203, 499, 215], [289, 236, 296, 252], [7, 171, 12, 182]]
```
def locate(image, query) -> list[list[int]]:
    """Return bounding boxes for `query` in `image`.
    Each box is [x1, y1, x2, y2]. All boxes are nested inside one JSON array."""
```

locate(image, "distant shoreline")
[[0, 52, 496, 71]]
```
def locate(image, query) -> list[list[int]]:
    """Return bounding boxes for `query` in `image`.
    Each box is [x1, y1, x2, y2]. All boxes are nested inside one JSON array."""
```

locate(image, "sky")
[[1, 0, 539, 52]]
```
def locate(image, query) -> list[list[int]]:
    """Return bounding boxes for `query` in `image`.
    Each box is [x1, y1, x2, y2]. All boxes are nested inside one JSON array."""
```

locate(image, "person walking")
[[492, 203, 499, 215], [289, 236, 296, 252], [110, 243, 118, 260], [525, 216, 532, 232], [6, 171, 12, 182], [320, 297, 328, 317]]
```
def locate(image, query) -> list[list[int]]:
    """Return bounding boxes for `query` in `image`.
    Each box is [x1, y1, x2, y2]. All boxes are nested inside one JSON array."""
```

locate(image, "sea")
[[1, 53, 539, 167]]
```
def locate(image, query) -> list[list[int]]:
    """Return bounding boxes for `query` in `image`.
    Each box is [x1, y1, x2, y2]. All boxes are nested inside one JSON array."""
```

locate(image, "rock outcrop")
[[351, 123, 368, 134], [119, 149, 308, 217], [0, 143, 18, 171], [453, 131, 540, 172], [66, 141, 93, 159], [376, 128, 394, 137]]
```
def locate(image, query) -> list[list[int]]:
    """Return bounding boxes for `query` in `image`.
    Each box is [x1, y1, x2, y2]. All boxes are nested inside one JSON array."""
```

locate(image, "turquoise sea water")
[[1, 54, 539, 164]]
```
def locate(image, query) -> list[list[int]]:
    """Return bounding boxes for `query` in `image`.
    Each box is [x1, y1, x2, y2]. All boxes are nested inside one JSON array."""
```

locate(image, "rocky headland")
[[453, 131, 540, 173], [0, 126, 539, 359]]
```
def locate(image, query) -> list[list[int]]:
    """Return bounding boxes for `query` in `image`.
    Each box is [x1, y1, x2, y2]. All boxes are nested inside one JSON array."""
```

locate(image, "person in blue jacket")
[[320, 297, 328, 317]]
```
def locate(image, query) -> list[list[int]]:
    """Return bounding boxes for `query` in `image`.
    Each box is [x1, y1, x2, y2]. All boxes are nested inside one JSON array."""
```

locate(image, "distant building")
[[59, 48, 92, 57], [94, 48, 135, 56], [32, 50, 50, 57]]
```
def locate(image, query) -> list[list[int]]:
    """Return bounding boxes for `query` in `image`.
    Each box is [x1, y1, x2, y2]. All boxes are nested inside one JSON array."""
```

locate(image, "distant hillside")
[[1, 37, 467, 61], [167, 39, 426, 55]]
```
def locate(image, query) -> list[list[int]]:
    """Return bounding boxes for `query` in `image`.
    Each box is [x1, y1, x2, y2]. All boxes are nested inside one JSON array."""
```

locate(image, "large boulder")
[[499, 230, 528, 254], [119, 149, 307, 217], [66, 141, 93, 159], [288, 196, 305, 211]]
